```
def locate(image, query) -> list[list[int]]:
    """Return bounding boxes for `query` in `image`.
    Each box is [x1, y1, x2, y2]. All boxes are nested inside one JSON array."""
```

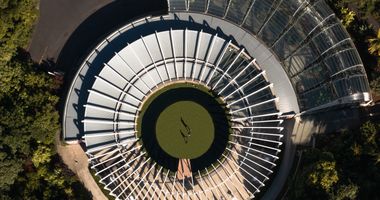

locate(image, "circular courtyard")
[[137, 82, 230, 171]]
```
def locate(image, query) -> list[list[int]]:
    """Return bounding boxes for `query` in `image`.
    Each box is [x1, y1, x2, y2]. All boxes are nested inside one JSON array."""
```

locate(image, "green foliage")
[[308, 161, 339, 192], [0, 158, 23, 191], [355, 121, 380, 158], [288, 149, 337, 199], [0, 11, 61, 192], [369, 29, 380, 57], [0, 55, 74, 197], [332, 184, 359, 200], [340, 7, 356, 28], [32, 145, 52, 167], [370, 76, 380, 96], [8, 154, 92, 199], [37, 167, 66, 189], [288, 121, 380, 199], [327, 0, 380, 22], [0, 0, 38, 65], [0, 58, 59, 157], [343, 0, 380, 22]]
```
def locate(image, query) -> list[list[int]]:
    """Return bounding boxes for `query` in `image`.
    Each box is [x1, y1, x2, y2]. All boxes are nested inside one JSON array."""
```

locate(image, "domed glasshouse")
[[62, 0, 372, 199]]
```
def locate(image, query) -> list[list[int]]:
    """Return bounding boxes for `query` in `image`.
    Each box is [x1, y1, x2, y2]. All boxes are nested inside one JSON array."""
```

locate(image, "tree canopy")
[[288, 121, 380, 200], [0, 0, 38, 65]]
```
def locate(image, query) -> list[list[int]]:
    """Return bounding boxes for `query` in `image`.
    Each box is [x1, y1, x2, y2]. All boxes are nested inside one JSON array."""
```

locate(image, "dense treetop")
[[0, 0, 38, 65], [288, 121, 380, 200]]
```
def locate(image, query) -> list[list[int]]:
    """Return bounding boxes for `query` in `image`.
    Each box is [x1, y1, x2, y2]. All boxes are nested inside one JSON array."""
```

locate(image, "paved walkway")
[[56, 140, 108, 200], [28, 0, 112, 63]]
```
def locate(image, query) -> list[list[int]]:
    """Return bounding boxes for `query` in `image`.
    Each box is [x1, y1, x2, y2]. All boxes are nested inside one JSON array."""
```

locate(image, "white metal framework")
[[83, 30, 284, 199]]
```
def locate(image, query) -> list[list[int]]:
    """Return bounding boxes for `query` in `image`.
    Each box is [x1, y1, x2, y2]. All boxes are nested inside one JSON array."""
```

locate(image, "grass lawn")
[[155, 100, 214, 159]]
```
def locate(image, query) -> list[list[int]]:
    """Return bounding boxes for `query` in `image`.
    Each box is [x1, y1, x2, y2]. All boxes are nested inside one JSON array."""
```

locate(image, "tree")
[[308, 161, 339, 192], [358, 121, 379, 156], [369, 29, 380, 57], [332, 184, 359, 200], [340, 7, 356, 28], [0, 158, 23, 192], [287, 149, 338, 199], [370, 76, 380, 96], [32, 145, 52, 167], [0, 0, 38, 65], [0, 58, 59, 157]]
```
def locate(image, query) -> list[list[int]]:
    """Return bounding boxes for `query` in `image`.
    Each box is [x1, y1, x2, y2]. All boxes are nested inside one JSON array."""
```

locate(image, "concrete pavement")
[[28, 0, 112, 63]]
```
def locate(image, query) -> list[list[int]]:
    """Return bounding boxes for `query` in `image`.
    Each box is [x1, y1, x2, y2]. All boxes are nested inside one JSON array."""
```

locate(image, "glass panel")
[[218, 47, 238, 70], [312, 32, 334, 54], [329, 24, 350, 42], [208, 0, 228, 17], [333, 78, 349, 97], [242, 0, 277, 34], [246, 88, 272, 102], [229, 59, 250, 78], [285, 42, 318, 76], [313, 0, 334, 19], [169, 0, 187, 11], [225, 58, 245, 78], [273, 7, 321, 59], [259, 0, 305, 45], [311, 24, 350, 55], [189, 0, 206, 12], [300, 84, 334, 110], [242, 77, 267, 94], [260, 10, 290, 44], [292, 63, 329, 93], [273, 27, 304, 60], [225, 0, 253, 24], [273, 7, 339, 60], [285, 30, 352, 78], [348, 75, 370, 94], [235, 67, 259, 85], [324, 49, 361, 75]]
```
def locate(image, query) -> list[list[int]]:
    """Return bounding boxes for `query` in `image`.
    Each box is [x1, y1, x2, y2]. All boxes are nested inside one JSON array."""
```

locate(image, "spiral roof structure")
[[62, 0, 372, 199]]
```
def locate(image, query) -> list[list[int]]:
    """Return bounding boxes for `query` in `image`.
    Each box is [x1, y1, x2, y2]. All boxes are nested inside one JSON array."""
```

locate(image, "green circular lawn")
[[136, 82, 230, 171], [156, 101, 214, 159]]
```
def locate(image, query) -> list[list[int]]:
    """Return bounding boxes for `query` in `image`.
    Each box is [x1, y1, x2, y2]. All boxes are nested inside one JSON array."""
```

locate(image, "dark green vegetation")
[[287, 121, 380, 200], [0, 0, 91, 199], [138, 83, 230, 172], [326, 0, 380, 97], [156, 101, 214, 159]]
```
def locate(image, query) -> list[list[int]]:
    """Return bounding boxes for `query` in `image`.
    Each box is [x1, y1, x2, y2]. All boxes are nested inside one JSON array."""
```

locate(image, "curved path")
[[55, 134, 107, 200]]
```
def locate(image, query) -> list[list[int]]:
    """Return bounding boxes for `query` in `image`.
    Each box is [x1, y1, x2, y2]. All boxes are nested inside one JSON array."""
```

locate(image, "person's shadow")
[[180, 117, 191, 143]]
